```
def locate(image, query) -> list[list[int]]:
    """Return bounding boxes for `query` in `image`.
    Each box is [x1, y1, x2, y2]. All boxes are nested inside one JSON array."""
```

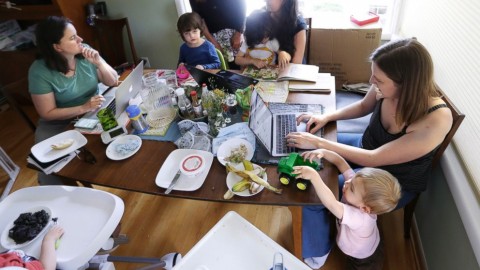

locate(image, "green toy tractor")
[[277, 153, 319, 190]]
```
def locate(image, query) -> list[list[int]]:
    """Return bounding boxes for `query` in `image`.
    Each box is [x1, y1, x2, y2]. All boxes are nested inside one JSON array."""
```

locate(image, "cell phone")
[[101, 125, 128, 144]]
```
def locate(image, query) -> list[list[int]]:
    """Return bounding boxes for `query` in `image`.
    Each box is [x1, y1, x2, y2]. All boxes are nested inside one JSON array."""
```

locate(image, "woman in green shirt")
[[29, 16, 118, 185]]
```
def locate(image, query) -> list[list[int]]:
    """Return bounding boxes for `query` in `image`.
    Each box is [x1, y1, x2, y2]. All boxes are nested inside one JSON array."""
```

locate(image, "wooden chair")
[[1, 77, 38, 131], [403, 88, 465, 238], [304, 17, 312, 64], [215, 48, 228, 70], [93, 17, 139, 72]]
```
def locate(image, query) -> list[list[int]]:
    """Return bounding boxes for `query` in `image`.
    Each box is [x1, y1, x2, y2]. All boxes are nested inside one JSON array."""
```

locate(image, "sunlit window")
[[246, 0, 402, 40]]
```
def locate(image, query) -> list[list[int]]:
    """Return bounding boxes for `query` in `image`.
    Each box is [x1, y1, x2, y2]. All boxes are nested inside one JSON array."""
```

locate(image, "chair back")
[[304, 18, 312, 64], [1, 78, 38, 131], [402, 88, 465, 238], [93, 17, 139, 69], [216, 48, 228, 70], [432, 88, 465, 166]]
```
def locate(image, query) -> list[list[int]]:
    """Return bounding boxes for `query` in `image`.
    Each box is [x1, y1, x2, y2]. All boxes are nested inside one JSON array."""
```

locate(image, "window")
[[246, 0, 402, 40]]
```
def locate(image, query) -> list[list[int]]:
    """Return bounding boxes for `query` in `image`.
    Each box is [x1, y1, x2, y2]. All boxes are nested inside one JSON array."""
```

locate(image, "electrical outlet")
[[140, 57, 151, 68]]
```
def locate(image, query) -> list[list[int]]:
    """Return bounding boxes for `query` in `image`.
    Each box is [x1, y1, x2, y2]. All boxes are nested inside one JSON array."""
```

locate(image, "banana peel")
[[223, 190, 234, 199], [232, 178, 251, 192], [226, 163, 283, 195]]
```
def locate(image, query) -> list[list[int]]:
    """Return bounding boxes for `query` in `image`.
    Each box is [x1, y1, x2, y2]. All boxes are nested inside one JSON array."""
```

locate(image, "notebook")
[[81, 61, 144, 120], [185, 65, 258, 93], [248, 90, 323, 157]]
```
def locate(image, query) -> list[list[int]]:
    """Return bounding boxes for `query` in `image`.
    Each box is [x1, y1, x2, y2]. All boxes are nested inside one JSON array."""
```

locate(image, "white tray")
[[172, 211, 310, 270], [31, 130, 87, 163], [155, 149, 213, 191], [0, 186, 124, 270]]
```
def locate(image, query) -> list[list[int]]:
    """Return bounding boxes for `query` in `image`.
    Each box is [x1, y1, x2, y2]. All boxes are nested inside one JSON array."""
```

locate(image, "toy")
[[277, 153, 319, 190]]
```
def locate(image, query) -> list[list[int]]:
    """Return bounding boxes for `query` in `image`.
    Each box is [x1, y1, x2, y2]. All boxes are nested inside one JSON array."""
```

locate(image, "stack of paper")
[[27, 151, 77, 175], [288, 73, 335, 92], [254, 81, 289, 103]]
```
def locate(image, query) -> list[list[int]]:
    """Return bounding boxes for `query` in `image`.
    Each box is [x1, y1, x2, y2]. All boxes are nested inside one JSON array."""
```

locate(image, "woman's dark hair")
[[271, 0, 299, 55], [370, 38, 441, 125], [35, 16, 78, 73], [177, 12, 203, 41], [245, 10, 272, 48]]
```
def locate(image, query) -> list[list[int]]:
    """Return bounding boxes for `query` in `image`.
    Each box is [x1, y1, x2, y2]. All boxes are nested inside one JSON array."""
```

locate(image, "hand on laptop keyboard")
[[296, 113, 324, 134], [286, 131, 322, 150], [87, 94, 106, 111]]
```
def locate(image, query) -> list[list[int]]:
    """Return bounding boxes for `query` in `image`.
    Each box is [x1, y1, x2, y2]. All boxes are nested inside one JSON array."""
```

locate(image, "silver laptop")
[[82, 61, 144, 119], [248, 90, 308, 157]]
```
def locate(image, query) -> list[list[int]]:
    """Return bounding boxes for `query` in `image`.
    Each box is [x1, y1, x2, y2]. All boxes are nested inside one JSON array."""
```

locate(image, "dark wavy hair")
[[245, 10, 272, 48], [370, 38, 441, 125], [35, 16, 81, 73], [271, 0, 299, 55], [177, 12, 203, 42]]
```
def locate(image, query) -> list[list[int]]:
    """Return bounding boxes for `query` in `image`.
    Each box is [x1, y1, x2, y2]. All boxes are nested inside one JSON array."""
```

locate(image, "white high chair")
[[0, 147, 19, 201]]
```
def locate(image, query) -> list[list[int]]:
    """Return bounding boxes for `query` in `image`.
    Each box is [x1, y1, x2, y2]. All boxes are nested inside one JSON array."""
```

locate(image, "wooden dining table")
[[55, 71, 338, 259]]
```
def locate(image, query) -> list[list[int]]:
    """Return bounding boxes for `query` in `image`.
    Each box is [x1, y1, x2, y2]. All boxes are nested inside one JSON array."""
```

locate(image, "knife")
[[165, 169, 181, 194]]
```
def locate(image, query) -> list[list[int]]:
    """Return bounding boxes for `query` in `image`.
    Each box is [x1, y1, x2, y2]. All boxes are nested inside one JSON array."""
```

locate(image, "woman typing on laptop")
[[29, 16, 118, 185]]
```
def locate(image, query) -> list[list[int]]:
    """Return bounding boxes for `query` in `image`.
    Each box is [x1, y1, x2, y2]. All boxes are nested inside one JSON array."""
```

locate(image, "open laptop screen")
[[248, 90, 273, 154], [114, 62, 143, 118]]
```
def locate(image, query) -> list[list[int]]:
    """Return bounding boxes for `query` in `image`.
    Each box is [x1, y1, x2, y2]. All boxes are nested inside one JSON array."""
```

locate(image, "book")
[[27, 152, 77, 174], [288, 73, 334, 93], [277, 63, 319, 82]]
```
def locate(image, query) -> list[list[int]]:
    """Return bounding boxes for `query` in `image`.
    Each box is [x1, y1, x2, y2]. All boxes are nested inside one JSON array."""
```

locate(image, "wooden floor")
[[0, 105, 423, 270]]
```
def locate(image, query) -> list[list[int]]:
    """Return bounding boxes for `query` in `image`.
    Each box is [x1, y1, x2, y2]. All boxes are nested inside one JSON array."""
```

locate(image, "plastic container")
[[126, 105, 149, 134], [175, 88, 194, 119], [96, 108, 118, 131], [141, 76, 174, 113], [190, 90, 203, 118]]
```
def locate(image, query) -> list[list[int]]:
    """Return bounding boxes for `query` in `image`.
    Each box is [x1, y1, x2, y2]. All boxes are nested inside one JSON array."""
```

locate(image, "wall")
[[398, 0, 480, 268], [96, 0, 182, 69], [417, 151, 480, 270]]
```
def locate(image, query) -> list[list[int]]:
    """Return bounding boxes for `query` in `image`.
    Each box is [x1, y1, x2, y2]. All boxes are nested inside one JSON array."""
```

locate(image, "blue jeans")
[[302, 133, 418, 258]]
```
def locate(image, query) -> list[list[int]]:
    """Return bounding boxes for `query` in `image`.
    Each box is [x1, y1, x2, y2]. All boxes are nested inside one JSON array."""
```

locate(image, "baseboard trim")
[[411, 216, 428, 270]]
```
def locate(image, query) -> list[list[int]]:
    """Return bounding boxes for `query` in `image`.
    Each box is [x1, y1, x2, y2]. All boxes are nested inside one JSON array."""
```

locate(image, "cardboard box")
[[308, 28, 382, 89]]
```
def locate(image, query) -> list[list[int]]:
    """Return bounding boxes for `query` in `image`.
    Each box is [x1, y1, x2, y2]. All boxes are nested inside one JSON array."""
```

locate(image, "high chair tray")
[[0, 186, 124, 270], [172, 211, 310, 270]]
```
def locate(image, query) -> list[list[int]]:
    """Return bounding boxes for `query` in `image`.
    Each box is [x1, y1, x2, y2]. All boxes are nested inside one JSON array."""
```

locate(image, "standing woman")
[[266, 0, 307, 68], [29, 16, 118, 185], [286, 38, 453, 268]]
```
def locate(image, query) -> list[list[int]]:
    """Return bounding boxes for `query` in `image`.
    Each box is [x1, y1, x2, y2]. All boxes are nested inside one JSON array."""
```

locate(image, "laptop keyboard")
[[276, 114, 297, 154]]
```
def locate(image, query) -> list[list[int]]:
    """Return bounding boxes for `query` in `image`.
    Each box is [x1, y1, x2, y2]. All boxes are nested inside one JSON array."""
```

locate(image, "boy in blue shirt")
[[177, 12, 220, 70]]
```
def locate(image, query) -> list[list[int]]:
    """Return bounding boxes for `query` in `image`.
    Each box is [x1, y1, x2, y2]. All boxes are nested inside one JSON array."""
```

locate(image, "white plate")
[[1, 206, 53, 249], [226, 163, 266, 197], [31, 130, 87, 163], [217, 138, 254, 166], [155, 149, 213, 191], [106, 135, 142, 161]]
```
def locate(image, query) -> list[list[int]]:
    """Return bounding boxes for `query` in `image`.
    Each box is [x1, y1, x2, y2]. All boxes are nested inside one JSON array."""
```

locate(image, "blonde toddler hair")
[[355, 168, 402, 214]]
